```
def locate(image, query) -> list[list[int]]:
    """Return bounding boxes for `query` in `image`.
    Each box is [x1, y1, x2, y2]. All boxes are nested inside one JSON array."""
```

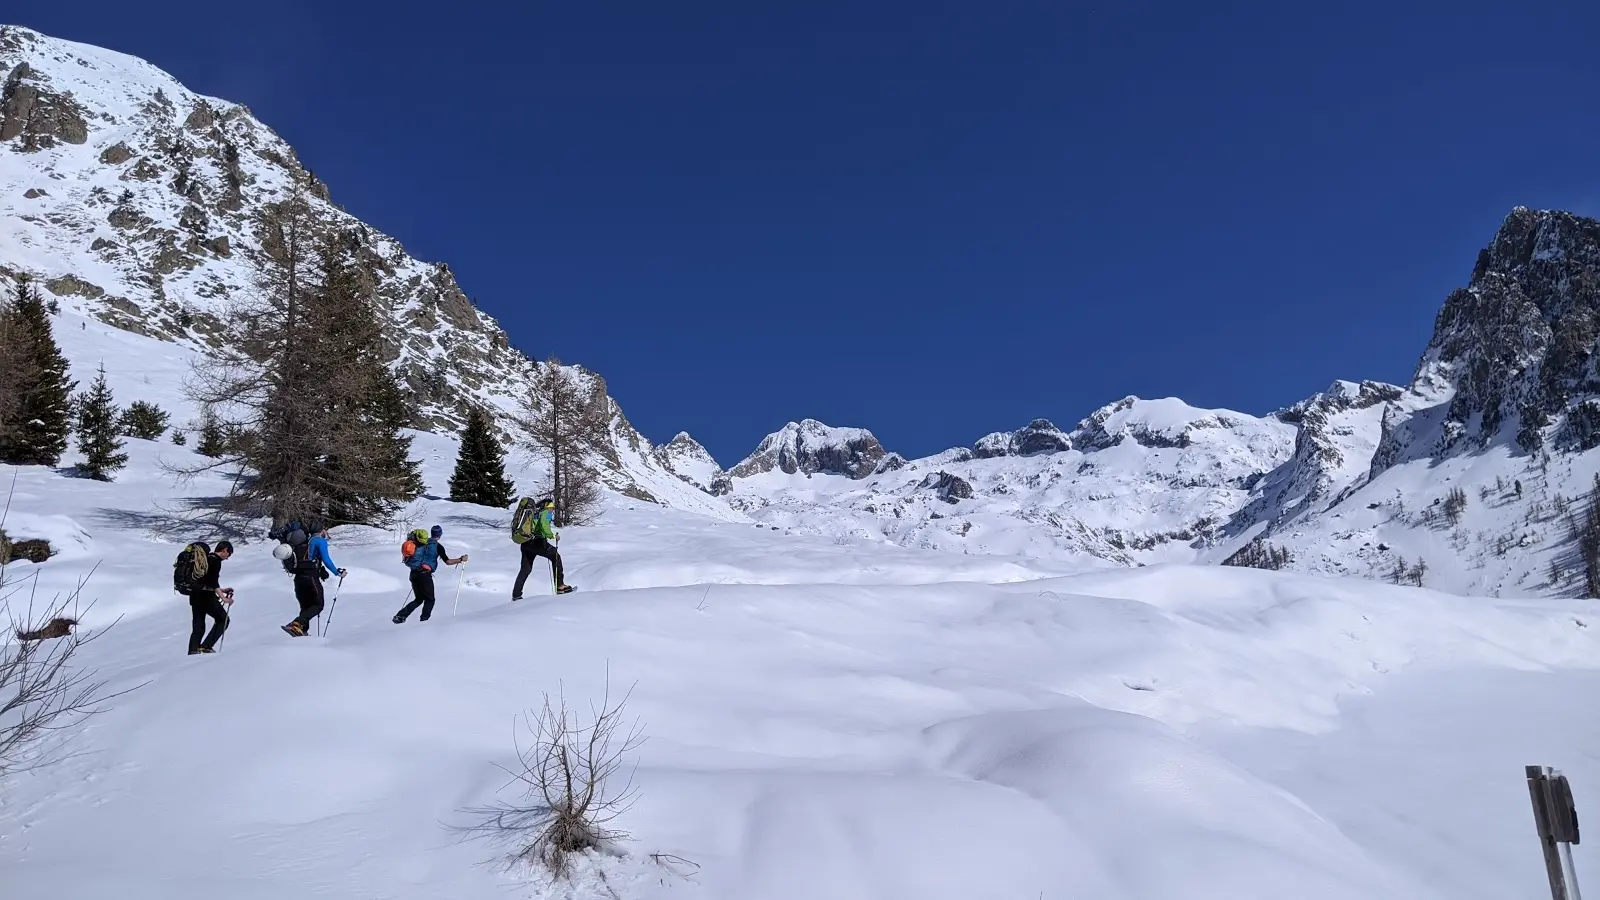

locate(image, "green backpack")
[[511, 498, 536, 544]]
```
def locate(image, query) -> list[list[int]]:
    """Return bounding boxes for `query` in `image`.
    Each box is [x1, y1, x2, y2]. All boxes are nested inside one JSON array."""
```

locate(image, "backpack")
[[511, 498, 537, 544], [173, 542, 210, 595], [401, 528, 428, 568], [269, 521, 308, 573]]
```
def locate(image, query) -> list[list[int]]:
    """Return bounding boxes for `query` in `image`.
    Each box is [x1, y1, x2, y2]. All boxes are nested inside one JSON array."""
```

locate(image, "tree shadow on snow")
[[89, 497, 256, 544], [438, 512, 506, 531]]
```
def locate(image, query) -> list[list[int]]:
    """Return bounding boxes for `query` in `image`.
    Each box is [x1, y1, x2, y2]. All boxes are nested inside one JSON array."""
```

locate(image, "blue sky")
[[16, 2, 1600, 464]]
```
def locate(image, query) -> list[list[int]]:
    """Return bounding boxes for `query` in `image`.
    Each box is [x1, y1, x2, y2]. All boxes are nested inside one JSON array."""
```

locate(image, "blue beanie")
[[431, 525, 443, 538]]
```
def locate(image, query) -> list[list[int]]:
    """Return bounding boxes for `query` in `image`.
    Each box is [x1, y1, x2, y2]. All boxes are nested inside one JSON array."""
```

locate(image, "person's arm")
[[314, 537, 345, 576], [442, 543, 469, 565]]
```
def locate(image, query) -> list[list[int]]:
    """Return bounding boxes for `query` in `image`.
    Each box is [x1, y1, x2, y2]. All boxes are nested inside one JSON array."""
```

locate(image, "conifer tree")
[[303, 234, 422, 524], [450, 406, 515, 507], [118, 400, 170, 440], [74, 364, 128, 481], [0, 278, 75, 465], [184, 192, 419, 528], [196, 406, 227, 457]]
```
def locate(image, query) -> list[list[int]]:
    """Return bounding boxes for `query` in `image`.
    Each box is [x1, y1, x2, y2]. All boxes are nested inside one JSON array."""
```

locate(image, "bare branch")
[[454, 669, 647, 879]]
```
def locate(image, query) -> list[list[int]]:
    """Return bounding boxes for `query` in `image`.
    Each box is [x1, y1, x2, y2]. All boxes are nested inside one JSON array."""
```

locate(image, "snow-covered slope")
[[0, 25, 731, 517], [1230, 209, 1600, 595], [3, 432, 1599, 898], [722, 397, 1296, 566], [10, 23, 1600, 595]]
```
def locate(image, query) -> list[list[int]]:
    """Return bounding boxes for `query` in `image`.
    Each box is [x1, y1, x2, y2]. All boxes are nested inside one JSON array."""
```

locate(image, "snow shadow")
[[89, 497, 254, 543]]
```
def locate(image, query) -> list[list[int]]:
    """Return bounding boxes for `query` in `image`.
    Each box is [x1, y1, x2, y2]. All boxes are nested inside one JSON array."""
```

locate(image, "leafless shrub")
[[0, 475, 134, 785], [1, 563, 131, 781], [463, 674, 646, 879]]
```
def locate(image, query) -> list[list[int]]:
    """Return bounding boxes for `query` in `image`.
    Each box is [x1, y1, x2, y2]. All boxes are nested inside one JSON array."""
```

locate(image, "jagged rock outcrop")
[[972, 419, 1071, 458], [1372, 207, 1600, 476], [0, 55, 90, 150], [728, 419, 888, 479], [1231, 380, 1402, 535], [873, 452, 908, 474], [920, 471, 973, 503]]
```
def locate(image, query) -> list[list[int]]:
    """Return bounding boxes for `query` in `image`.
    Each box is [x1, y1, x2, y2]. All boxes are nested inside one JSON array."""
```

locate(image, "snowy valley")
[[2, 23, 1600, 900]]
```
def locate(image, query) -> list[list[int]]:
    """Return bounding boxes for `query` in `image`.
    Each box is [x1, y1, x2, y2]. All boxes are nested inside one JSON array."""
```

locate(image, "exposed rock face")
[[0, 60, 90, 150], [873, 452, 908, 474], [1232, 380, 1402, 535], [0, 25, 728, 516], [972, 418, 1071, 458], [1373, 207, 1600, 475], [728, 419, 888, 479], [920, 471, 973, 503]]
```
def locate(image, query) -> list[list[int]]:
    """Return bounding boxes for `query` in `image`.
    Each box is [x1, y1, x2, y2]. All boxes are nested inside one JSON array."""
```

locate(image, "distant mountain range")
[[5, 24, 1598, 597]]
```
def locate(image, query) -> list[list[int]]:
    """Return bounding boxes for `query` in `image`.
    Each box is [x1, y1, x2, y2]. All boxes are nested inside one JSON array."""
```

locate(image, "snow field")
[[4, 445, 1600, 898]]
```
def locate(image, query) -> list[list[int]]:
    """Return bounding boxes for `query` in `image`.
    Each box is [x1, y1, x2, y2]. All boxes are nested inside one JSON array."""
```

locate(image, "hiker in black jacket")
[[189, 540, 234, 654]]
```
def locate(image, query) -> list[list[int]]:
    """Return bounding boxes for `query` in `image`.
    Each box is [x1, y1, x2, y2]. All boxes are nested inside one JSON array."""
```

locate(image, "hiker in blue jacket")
[[283, 520, 347, 636], [392, 524, 468, 624]]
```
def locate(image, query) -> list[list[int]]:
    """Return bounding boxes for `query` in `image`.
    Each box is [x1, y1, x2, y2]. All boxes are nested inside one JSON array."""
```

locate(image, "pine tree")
[[117, 400, 170, 440], [196, 406, 227, 457], [74, 364, 128, 481], [0, 278, 75, 465], [302, 234, 422, 525], [449, 406, 515, 507]]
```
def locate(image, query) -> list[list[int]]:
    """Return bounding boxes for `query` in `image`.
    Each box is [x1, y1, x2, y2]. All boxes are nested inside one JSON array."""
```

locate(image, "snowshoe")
[[392, 614, 405, 624], [282, 622, 306, 637], [556, 584, 575, 594]]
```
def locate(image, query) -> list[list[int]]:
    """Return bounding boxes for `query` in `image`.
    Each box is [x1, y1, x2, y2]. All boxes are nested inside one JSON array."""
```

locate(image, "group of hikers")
[[172, 496, 575, 655]]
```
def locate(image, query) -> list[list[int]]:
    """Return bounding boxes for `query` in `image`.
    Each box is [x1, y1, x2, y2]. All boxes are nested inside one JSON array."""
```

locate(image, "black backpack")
[[173, 542, 211, 596]]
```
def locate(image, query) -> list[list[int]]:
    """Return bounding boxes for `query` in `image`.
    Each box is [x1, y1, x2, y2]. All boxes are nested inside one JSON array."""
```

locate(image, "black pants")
[[395, 568, 437, 621], [513, 539, 563, 598], [292, 574, 325, 630], [189, 591, 228, 651]]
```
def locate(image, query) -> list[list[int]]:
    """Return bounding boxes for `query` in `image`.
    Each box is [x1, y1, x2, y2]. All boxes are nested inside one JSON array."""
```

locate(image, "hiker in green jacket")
[[512, 497, 572, 599]]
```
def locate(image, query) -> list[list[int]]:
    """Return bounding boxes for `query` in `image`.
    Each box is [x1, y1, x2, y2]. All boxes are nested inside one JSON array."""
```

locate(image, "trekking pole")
[[320, 574, 345, 637], [452, 561, 467, 617]]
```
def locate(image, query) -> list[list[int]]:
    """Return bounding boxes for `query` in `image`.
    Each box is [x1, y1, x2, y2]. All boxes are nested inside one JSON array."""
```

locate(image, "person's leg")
[[291, 576, 314, 630], [189, 599, 206, 652], [532, 540, 565, 590], [293, 576, 324, 630], [512, 541, 537, 599], [548, 547, 565, 590], [395, 571, 425, 621], [200, 594, 229, 650], [418, 572, 437, 620]]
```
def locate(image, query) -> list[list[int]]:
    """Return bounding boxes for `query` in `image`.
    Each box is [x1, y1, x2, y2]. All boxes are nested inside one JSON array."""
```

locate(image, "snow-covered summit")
[[726, 419, 889, 481], [651, 431, 723, 491], [0, 24, 735, 517]]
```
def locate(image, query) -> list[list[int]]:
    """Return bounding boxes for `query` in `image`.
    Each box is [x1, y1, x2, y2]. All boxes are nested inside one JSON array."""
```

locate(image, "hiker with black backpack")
[[392, 525, 468, 624], [282, 520, 347, 637], [512, 497, 574, 599], [174, 540, 234, 654]]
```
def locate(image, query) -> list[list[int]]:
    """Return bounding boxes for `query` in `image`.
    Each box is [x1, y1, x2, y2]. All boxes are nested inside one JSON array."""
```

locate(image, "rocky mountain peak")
[[1372, 207, 1600, 476], [972, 418, 1071, 458], [0, 25, 734, 517], [651, 431, 723, 492], [727, 419, 888, 480]]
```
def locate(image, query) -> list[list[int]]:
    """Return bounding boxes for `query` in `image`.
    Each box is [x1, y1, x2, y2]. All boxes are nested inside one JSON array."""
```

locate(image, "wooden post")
[[1529, 765, 1584, 900]]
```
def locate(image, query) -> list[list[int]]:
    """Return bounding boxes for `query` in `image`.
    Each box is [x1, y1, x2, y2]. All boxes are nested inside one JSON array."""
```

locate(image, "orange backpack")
[[400, 528, 427, 567]]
